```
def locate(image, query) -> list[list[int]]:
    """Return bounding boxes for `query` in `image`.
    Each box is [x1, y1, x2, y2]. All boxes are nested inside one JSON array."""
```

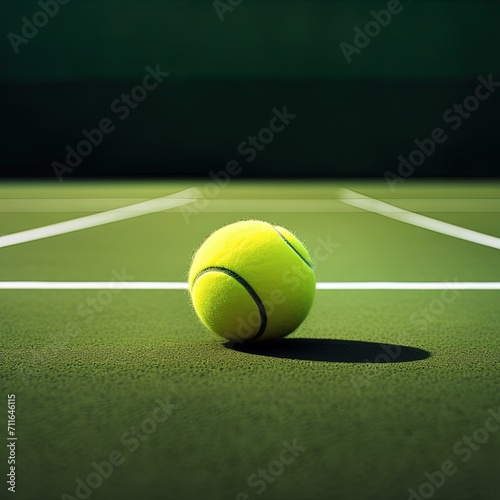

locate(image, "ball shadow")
[[225, 338, 430, 363]]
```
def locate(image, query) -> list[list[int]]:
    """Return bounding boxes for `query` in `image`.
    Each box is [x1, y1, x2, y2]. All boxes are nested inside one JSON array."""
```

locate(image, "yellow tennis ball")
[[188, 220, 316, 342]]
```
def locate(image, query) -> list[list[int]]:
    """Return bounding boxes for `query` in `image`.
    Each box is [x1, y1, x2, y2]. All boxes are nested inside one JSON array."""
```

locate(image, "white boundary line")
[[339, 189, 500, 251], [1, 282, 499, 290], [0, 188, 199, 249], [316, 282, 500, 290], [2, 198, 500, 213], [2, 188, 500, 251]]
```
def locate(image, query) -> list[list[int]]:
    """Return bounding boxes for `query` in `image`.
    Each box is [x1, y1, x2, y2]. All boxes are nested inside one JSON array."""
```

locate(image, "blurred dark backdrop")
[[1, 0, 499, 179]]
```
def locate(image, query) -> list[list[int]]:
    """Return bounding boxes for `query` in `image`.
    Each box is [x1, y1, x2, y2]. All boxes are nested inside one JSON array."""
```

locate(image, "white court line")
[[0, 282, 189, 290], [316, 282, 500, 290], [339, 189, 500, 251], [2, 198, 500, 213], [0, 198, 500, 214], [0, 189, 199, 249], [1, 282, 499, 290]]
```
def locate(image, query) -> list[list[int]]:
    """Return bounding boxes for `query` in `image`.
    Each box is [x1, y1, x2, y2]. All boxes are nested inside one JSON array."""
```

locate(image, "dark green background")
[[1, 1, 499, 177]]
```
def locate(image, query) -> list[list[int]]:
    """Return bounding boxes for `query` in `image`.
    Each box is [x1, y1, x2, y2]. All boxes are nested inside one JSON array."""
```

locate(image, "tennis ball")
[[188, 220, 315, 342]]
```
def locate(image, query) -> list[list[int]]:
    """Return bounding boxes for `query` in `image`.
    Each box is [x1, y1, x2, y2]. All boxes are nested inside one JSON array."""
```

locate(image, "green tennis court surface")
[[1, 181, 499, 500]]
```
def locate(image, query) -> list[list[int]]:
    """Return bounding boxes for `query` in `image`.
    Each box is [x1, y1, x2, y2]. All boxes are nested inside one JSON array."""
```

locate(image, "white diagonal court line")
[[0, 188, 200, 249], [2, 198, 500, 213], [1, 282, 499, 290], [339, 189, 500, 251]]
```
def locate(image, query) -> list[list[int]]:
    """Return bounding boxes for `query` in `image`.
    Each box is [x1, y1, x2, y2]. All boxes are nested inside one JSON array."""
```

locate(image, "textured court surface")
[[1, 181, 499, 500]]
